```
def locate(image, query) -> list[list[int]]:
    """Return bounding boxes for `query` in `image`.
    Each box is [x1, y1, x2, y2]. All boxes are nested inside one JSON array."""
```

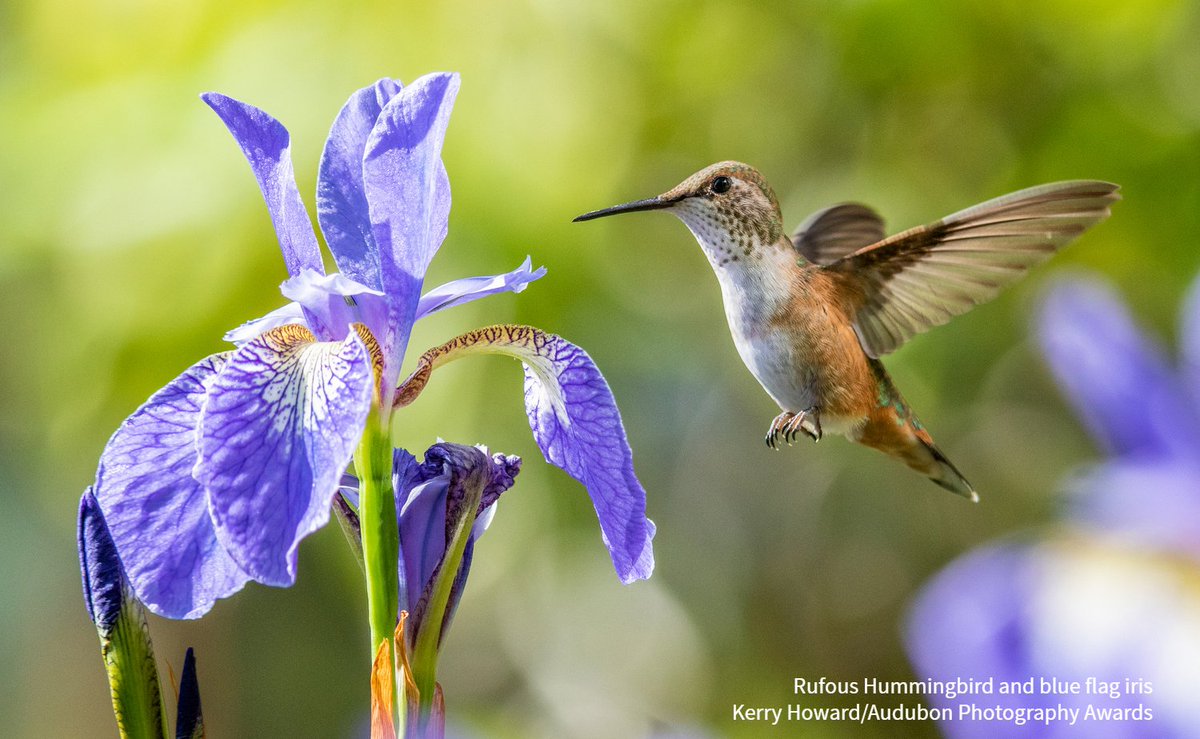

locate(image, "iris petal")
[[317, 78, 404, 290], [224, 302, 306, 345], [362, 72, 460, 390], [201, 93, 323, 278], [280, 268, 388, 343], [394, 326, 655, 583], [397, 444, 520, 643], [197, 325, 374, 586], [1069, 459, 1200, 562], [1038, 277, 1200, 460], [520, 335, 656, 583], [394, 449, 449, 617], [94, 355, 251, 619], [415, 256, 547, 321]]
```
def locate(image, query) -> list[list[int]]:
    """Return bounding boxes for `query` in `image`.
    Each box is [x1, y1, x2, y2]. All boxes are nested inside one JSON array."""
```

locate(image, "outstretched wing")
[[791, 203, 886, 265], [827, 180, 1120, 357]]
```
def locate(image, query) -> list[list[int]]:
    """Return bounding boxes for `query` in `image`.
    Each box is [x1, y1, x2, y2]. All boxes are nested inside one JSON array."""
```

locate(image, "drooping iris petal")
[[200, 93, 323, 278], [1038, 277, 1200, 460], [224, 302, 306, 345], [520, 335, 655, 583], [415, 256, 547, 321], [280, 268, 388, 343], [362, 72, 460, 389], [94, 355, 251, 619], [317, 78, 404, 289], [197, 325, 375, 586], [394, 326, 655, 583]]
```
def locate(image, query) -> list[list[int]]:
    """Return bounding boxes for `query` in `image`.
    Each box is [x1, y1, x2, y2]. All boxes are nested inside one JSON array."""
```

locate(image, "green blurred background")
[[2, 0, 1199, 736]]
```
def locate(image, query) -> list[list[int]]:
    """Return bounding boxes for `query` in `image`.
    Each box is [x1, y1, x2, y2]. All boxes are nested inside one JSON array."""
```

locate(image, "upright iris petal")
[[200, 93, 323, 278], [1038, 279, 1200, 460], [362, 73, 459, 396], [317, 78, 404, 289]]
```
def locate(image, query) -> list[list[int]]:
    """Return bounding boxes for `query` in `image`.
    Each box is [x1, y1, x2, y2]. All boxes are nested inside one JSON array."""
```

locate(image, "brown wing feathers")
[[824, 181, 1120, 357]]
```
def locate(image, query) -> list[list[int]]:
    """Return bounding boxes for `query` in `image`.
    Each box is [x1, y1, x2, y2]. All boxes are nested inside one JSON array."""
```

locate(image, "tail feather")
[[860, 359, 978, 501], [922, 440, 978, 502]]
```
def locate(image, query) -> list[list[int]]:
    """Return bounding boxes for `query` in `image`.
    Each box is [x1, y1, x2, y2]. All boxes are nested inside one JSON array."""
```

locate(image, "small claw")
[[765, 412, 794, 450]]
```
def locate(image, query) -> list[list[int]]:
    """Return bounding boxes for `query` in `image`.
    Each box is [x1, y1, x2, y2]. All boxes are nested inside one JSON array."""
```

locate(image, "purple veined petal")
[[520, 336, 655, 583], [393, 327, 655, 583], [224, 302, 306, 345], [1037, 276, 1200, 460], [280, 268, 388, 343], [94, 354, 252, 619], [201, 93, 323, 277], [414, 256, 547, 321], [317, 78, 404, 289], [362, 72, 460, 391], [197, 325, 375, 586]]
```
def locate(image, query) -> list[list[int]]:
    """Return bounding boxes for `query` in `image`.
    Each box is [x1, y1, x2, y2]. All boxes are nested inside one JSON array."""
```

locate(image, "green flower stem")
[[409, 473, 483, 716], [99, 595, 168, 739], [355, 406, 399, 674]]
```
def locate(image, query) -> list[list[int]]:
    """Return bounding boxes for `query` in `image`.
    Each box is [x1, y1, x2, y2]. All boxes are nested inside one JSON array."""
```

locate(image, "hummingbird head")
[[574, 161, 785, 267]]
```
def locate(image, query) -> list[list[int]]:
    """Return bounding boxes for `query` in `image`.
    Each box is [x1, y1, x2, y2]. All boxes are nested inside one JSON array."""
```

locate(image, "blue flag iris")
[[88, 74, 655, 623]]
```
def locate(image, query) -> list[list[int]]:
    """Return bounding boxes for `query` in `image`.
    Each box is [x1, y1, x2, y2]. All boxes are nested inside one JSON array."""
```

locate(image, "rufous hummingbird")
[[574, 162, 1118, 500]]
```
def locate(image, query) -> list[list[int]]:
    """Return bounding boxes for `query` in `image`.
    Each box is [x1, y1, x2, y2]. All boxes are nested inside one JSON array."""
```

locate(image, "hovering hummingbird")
[[574, 162, 1119, 500]]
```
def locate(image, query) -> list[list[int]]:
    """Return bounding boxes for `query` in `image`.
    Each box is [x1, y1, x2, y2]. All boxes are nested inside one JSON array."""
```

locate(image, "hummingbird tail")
[[921, 440, 978, 502]]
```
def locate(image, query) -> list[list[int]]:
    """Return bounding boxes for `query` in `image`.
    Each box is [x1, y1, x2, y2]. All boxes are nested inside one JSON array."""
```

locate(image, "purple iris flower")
[[91, 73, 654, 621], [905, 272, 1200, 737]]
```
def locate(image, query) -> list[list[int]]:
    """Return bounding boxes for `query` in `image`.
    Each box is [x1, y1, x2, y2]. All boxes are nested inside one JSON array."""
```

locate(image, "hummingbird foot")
[[766, 412, 789, 448], [765, 408, 822, 448], [784, 407, 822, 443]]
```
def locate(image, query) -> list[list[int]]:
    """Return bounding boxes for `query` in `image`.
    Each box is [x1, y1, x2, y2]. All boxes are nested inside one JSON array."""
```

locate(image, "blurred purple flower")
[[905, 272, 1200, 738], [90, 74, 653, 621]]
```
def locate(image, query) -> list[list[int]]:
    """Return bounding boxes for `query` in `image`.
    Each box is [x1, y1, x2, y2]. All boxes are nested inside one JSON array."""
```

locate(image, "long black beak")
[[573, 196, 676, 222]]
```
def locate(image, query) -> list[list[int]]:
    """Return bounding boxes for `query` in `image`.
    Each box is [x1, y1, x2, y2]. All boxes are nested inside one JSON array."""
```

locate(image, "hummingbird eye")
[[710, 176, 732, 195]]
